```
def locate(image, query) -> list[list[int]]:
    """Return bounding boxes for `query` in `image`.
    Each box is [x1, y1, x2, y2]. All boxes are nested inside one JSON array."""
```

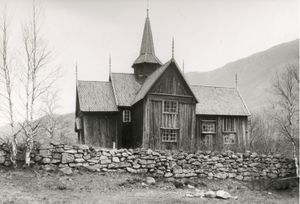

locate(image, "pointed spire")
[[140, 14, 155, 55], [132, 8, 161, 67], [182, 60, 185, 74]]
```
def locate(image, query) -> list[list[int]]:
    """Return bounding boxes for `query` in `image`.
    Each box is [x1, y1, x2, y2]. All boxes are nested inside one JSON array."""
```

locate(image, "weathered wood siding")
[[150, 65, 192, 96], [195, 115, 248, 151], [82, 113, 119, 148], [132, 101, 144, 148], [143, 96, 196, 151], [142, 65, 197, 151]]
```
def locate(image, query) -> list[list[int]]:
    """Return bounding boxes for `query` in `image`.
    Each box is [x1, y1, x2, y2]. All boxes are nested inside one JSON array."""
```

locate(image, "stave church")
[[75, 10, 250, 151]]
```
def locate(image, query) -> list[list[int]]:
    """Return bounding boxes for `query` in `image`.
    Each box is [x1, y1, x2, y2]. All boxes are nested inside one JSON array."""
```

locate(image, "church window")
[[123, 110, 131, 122]]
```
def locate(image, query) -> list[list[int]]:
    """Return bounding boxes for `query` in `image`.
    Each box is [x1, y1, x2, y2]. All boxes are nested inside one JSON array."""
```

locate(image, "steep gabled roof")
[[191, 85, 251, 116], [110, 73, 143, 107], [77, 81, 118, 112], [132, 15, 162, 66], [132, 59, 198, 105]]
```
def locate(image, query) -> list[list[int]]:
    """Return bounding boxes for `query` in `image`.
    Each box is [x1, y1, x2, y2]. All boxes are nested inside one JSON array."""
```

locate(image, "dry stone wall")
[[0, 143, 296, 180]]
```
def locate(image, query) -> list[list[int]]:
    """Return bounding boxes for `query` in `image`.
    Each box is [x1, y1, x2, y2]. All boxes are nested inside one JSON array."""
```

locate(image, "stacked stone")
[[0, 143, 12, 167], [0, 142, 296, 180]]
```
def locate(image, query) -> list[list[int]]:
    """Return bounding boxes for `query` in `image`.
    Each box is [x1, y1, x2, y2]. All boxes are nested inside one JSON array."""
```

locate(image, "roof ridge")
[[111, 72, 135, 75], [78, 80, 110, 83], [191, 84, 235, 89]]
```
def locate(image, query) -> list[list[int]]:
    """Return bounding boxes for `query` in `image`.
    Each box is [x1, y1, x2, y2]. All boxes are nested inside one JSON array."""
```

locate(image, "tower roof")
[[132, 14, 162, 66]]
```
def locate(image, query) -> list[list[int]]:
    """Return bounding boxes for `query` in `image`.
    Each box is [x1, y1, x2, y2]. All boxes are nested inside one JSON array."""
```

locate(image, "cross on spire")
[[172, 37, 174, 59], [75, 62, 78, 84], [147, 0, 149, 17], [109, 54, 112, 75]]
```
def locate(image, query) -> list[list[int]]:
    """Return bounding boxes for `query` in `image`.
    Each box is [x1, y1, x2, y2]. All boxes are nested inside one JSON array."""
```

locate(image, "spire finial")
[[182, 60, 185, 74], [75, 62, 78, 84], [147, 0, 149, 17], [235, 73, 238, 89], [172, 37, 174, 59], [109, 54, 112, 75]]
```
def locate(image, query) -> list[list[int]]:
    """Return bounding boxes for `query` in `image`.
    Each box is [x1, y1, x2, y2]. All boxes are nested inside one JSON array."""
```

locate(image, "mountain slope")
[[0, 113, 76, 144], [185, 39, 299, 111]]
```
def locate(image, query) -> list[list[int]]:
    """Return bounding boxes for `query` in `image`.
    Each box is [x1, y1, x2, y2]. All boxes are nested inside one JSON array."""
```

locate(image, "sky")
[[0, 0, 298, 125]]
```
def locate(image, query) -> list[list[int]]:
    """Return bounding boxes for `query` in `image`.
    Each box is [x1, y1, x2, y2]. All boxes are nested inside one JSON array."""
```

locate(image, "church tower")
[[132, 10, 162, 78]]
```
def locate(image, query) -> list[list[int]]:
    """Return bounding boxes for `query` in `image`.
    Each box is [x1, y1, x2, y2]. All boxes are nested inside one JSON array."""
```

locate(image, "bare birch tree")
[[0, 8, 18, 168], [249, 111, 279, 154], [41, 90, 60, 140], [271, 64, 299, 176], [21, 1, 60, 166]]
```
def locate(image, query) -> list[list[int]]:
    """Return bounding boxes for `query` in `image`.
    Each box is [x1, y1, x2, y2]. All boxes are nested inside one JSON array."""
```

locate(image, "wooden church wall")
[[195, 115, 248, 151], [82, 113, 120, 148], [143, 95, 196, 151], [131, 101, 144, 148], [149, 66, 192, 96], [141, 65, 197, 151]]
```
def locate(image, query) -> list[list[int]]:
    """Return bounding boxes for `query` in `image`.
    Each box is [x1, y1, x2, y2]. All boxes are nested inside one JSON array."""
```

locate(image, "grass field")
[[0, 167, 298, 204]]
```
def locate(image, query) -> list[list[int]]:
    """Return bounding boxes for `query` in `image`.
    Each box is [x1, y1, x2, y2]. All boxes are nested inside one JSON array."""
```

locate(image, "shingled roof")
[[191, 85, 250, 116], [77, 81, 118, 112], [110, 73, 143, 107]]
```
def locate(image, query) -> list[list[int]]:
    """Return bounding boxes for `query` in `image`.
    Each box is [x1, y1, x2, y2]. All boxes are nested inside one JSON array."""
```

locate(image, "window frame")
[[161, 128, 178, 143], [123, 110, 131, 123], [223, 117, 236, 133], [162, 100, 178, 114], [223, 133, 236, 144], [201, 120, 216, 134]]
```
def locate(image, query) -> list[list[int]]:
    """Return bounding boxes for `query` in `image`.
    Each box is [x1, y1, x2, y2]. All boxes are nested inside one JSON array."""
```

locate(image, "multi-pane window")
[[161, 100, 179, 142], [163, 100, 177, 113], [223, 117, 235, 132], [123, 110, 131, 122], [223, 133, 236, 144], [201, 121, 216, 133], [162, 129, 177, 142]]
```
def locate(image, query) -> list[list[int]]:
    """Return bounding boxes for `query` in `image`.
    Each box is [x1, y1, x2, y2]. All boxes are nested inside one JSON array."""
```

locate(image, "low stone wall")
[[0, 143, 296, 180]]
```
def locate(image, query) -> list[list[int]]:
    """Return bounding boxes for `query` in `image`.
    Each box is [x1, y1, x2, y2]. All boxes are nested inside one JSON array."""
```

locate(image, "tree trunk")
[[24, 136, 33, 167], [10, 136, 17, 168], [293, 143, 299, 177]]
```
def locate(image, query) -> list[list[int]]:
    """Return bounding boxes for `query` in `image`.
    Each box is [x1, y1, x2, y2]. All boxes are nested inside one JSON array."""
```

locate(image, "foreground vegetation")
[[0, 167, 298, 204]]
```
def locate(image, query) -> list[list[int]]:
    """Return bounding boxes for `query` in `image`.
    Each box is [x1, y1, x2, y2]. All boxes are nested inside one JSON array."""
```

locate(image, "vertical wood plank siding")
[[150, 66, 192, 96], [195, 115, 248, 151], [144, 95, 195, 151], [83, 113, 119, 148], [132, 101, 144, 148], [142, 65, 197, 151]]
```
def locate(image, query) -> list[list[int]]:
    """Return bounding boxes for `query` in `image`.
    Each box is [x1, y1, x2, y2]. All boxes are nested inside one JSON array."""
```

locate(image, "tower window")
[[123, 110, 131, 123]]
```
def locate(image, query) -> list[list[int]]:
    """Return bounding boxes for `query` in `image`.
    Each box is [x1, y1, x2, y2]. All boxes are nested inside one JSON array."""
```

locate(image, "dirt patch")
[[0, 167, 298, 204]]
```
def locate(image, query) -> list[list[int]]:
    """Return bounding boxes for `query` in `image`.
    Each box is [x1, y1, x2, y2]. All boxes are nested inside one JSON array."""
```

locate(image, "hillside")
[[0, 113, 76, 144], [186, 39, 299, 111]]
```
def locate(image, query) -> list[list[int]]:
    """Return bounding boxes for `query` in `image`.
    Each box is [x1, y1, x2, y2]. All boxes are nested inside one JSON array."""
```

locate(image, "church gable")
[[149, 63, 194, 97]]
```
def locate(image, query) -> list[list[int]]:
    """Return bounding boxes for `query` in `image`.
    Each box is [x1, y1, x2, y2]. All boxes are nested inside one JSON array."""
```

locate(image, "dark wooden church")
[[75, 12, 251, 151]]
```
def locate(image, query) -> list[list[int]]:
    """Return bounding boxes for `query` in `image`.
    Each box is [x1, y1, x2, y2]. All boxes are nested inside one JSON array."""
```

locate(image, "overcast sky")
[[0, 0, 298, 124]]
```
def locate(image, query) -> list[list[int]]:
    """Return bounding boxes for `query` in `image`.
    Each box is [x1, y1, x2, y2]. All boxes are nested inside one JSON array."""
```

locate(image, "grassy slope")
[[0, 169, 298, 204]]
